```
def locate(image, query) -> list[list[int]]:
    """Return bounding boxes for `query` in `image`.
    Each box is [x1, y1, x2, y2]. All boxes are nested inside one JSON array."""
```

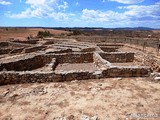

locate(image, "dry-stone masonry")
[[0, 39, 152, 85]]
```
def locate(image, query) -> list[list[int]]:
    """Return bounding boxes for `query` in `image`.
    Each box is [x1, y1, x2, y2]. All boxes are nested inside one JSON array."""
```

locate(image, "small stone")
[[71, 80, 79, 83], [67, 115, 74, 120], [150, 72, 156, 76], [2, 91, 9, 97], [90, 116, 98, 120], [88, 86, 92, 89], [80, 115, 90, 120], [117, 78, 122, 80], [98, 83, 102, 86], [154, 77, 160, 81]]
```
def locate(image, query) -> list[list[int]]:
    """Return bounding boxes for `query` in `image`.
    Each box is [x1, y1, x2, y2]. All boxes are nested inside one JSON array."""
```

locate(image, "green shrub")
[[37, 31, 52, 38]]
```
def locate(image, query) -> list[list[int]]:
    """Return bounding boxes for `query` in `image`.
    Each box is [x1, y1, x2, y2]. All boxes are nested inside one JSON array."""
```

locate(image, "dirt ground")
[[0, 78, 159, 120], [55, 63, 99, 73], [0, 28, 70, 41]]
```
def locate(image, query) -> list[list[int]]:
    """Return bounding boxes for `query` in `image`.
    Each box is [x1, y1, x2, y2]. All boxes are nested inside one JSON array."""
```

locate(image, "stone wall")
[[81, 47, 96, 52], [97, 43, 124, 47], [93, 52, 111, 69], [142, 54, 160, 72], [8, 42, 32, 48], [102, 66, 151, 77], [99, 46, 118, 52], [0, 42, 8, 47], [0, 55, 53, 71], [12, 39, 38, 44], [24, 46, 46, 53], [0, 65, 151, 85], [0, 72, 61, 85], [9, 47, 24, 54], [49, 52, 94, 63], [100, 52, 134, 63], [0, 48, 11, 55]]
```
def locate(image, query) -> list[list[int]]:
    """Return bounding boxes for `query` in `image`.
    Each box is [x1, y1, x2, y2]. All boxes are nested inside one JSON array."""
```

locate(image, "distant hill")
[[0, 26, 159, 31], [52, 27, 159, 31], [113, 27, 156, 31]]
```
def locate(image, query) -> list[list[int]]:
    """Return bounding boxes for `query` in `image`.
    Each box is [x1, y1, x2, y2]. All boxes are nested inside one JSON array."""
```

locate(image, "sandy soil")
[[0, 28, 70, 41], [0, 78, 159, 120], [111, 61, 142, 66], [55, 63, 99, 73]]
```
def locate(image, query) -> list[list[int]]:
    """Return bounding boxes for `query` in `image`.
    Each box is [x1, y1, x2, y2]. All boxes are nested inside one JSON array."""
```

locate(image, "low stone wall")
[[142, 54, 160, 72], [99, 46, 118, 52], [0, 65, 151, 85], [24, 46, 46, 53], [0, 72, 61, 85], [0, 71, 95, 85], [102, 66, 151, 77], [81, 47, 95, 52], [12, 39, 38, 44], [0, 42, 9, 47], [9, 47, 24, 54], [0, 48, 11, 55], [49, 52, 94, 63], [8, 42, 32, 48], [43, 40, 55, 45], [100, 52, 134, 63], [0, 42, 153, 86], [0, 54, 53, 71], [97, 43, 124, 47], [46, 49, 72, 54], [93, 52, 111, 69]]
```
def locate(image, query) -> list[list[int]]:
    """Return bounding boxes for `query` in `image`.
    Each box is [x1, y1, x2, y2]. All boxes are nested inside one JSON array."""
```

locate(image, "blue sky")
[[0, 0, 160, 28]]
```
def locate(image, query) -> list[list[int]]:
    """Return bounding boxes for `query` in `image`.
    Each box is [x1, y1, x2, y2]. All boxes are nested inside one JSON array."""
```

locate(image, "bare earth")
[[0, 28, 69, 41], [55, 63, 99, 73], [0, 78, 159, 120]]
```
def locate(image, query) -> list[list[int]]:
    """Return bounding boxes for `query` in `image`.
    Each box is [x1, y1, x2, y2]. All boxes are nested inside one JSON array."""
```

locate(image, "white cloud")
[[81, 3, 160, 27], [0, 0, 11, 5], [82, 9, 127, 22], [109, 0, 144, 4], [9, 8, 46, 18], [7, 0, 70, 20], [122, 3, 160, 19], [58, 1, 68, 11]]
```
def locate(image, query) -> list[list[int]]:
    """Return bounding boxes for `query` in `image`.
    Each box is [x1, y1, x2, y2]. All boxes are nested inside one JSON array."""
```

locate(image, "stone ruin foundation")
[[0, 39, 152, 85]]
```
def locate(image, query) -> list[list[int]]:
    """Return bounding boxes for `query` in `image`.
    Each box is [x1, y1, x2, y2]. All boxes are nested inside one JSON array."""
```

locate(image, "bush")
[[72, 30, 82, 35], [37, 31, 52, 38]]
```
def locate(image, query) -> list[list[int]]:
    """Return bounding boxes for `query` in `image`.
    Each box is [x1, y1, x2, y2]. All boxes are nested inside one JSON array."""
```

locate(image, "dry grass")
[[0, 28, 70, 41]]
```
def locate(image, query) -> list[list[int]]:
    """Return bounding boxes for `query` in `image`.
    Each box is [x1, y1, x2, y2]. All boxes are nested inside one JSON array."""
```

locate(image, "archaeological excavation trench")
[[0, 39, 153, 85]]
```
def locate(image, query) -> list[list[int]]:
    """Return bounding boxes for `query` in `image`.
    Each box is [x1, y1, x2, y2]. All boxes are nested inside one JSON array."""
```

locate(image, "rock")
[[67, 115, 75, 120], [80, 115, 90, 120], [53, 117, 66, 120], [98, 83, 102, 86], [90, 116, 98, 120], [154, 77, 160, 81], [2, 91, 9, 97], [88, 86, 92, 89], [71, 80, 79, 83], [150, 72, 156, 76], [117, 77, 122, 80]]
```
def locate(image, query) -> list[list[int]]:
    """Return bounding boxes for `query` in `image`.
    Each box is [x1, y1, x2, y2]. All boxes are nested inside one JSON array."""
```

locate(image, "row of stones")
[[0, 66, 151, 85]]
